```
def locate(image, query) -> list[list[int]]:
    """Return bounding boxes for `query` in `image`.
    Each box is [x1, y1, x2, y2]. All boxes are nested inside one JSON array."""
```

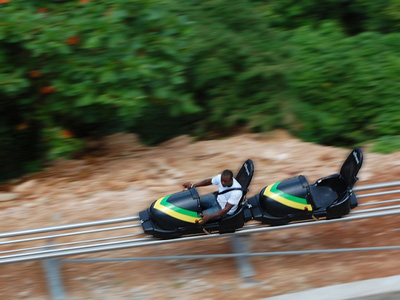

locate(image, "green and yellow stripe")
[[153, 195, 200, 223], [263, 182, 313, 211]]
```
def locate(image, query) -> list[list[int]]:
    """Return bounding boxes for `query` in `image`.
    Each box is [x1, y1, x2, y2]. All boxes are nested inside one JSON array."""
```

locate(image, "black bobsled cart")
[[140, 147, 363, 239], [140, 159, 255, 238], [245, 147, 363, 225]]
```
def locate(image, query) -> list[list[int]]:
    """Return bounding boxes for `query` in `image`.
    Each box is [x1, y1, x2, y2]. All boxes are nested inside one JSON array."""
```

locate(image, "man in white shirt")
[[183, 170, 243, 224]]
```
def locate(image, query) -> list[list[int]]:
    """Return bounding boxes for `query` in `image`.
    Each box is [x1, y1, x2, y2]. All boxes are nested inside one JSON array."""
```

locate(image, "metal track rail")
[[0, 224, 141, 246], [354, 180, 400, 191], [61, 245, 400, 262], [0, 233, 144, 255], [358, 198, 400, 207], [0, 216, 140, 239], [1, 208, 399, 264], [1, 181, 399, 265]]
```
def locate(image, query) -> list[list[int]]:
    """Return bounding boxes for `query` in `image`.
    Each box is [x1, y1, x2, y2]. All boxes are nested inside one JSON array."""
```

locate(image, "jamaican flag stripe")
[[153, 195, 200, 223], [263, 182, 313, 211]]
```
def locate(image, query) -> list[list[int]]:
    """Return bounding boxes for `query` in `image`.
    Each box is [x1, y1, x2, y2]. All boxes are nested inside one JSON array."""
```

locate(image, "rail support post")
[[230, 234, 254, 281], [42, 258, 66, 300], [42, 244, 67, 300]]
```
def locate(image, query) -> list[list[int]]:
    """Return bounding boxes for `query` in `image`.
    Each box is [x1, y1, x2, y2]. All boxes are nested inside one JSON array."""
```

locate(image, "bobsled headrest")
[[235, 159, 254, 194], [340, 147, 363, 189]]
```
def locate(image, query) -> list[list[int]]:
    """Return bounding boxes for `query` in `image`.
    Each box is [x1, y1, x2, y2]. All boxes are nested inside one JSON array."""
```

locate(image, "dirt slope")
[[0, 131, 399, 300]]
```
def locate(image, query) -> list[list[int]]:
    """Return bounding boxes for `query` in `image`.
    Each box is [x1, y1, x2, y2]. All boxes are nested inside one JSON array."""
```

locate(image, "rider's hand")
[[183, 182, 192, 189], [200, 214, 210, 224]]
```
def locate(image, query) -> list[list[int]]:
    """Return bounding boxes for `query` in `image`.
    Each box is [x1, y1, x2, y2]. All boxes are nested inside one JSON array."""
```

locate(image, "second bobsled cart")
[[245, 147, 363, 225]]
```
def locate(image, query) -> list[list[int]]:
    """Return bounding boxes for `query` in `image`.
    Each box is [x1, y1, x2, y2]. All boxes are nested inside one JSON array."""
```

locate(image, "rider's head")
[[221, 169, 233, 187]]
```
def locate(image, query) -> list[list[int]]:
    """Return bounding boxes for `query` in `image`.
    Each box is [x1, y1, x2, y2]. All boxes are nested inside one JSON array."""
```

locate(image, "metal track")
[[1, 180, 399, 264], [0, 216, 140, 239]]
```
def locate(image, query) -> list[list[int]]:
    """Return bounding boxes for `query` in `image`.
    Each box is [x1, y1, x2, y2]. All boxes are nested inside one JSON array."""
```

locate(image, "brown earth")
[[0, 131, 399, 300]]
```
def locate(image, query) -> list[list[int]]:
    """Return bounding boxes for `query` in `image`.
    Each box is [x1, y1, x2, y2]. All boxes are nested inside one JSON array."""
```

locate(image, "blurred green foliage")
[[367, 136, 400, 154], [0, 0, 399, 180]]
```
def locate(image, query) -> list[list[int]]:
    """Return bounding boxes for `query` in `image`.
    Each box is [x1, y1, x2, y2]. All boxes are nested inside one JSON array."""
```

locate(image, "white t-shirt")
[[211, 174, 243, 214]]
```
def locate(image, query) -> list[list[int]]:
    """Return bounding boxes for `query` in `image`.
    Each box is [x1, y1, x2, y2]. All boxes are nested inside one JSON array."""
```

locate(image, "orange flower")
[[59, 130, 74, 139], [79, 0, 91, 3], [105, 6, 117, 15], [0, 0, 11, 4], [28, 70, 41, 78], [36, 8, 49, 13], [16, 122, 29, 131], [66, 36, 79, 45], [40, 86, 56, 94]]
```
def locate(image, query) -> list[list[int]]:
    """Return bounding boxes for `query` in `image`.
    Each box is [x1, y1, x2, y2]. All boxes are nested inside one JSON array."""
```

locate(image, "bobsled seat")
[[309, 175, 345, 209], [219, 159, 254, 233], [309, 147, 363, 217]]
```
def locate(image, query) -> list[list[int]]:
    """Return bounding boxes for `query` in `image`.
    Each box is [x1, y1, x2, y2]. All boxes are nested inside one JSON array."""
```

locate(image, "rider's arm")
[[200, 203, 234, 224], [183, 178, 212, 189]]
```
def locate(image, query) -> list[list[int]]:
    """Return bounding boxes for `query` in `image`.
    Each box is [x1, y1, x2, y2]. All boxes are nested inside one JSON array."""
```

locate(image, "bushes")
[[174, 0, 293, 133], [285, 25, 400, 145], [1, 0, 399, 181], [0, 0, 199, 180]]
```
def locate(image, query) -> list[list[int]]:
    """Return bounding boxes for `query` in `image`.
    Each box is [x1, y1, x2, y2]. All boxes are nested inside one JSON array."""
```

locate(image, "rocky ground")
[[0, 131, 399, 300]]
